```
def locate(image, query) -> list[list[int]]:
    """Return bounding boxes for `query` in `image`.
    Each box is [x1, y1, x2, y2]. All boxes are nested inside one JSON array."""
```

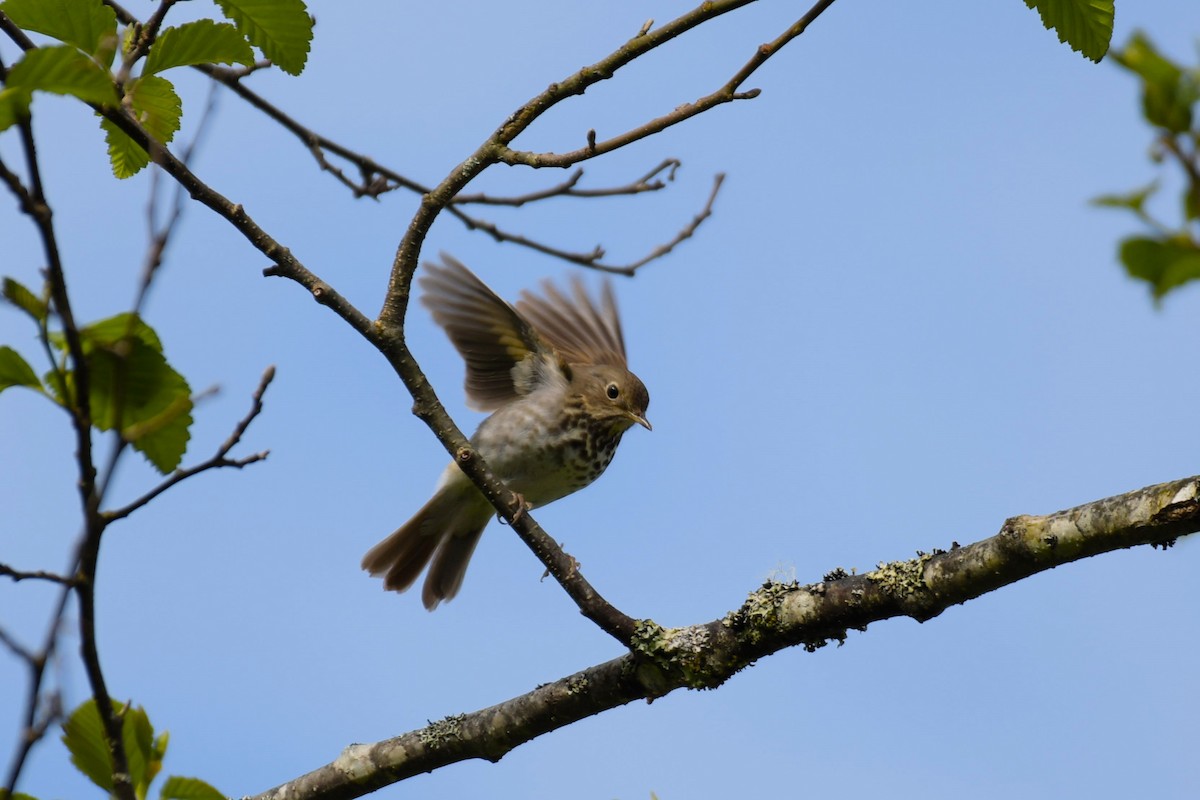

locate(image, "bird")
[[362, 254, 651, 609]]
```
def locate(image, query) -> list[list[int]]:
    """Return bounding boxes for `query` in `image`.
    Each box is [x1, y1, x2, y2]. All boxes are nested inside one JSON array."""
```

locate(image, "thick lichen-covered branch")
[[250, 475, 1200, 800]]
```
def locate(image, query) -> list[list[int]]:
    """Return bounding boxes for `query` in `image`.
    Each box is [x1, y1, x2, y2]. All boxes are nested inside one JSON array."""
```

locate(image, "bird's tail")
[[361, 482, 493, 610]]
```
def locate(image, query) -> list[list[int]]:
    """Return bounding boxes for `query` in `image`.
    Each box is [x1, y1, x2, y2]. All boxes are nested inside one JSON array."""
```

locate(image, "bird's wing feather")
[[420, 255, 562, 411], [516, 276, 627, 367]]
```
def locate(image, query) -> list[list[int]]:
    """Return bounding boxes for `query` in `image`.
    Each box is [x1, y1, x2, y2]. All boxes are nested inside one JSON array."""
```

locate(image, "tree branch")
[[0, 565, 76, 586], [250, 474, 1200, 800], [50, 0, 831, 639], [103, 366, 275, 523], [497, 0, 837, 168], [3, 581, 73, 796]]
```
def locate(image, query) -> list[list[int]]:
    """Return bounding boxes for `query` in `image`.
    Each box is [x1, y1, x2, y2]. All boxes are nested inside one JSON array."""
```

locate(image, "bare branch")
[[133, 80, 221, 315], [3, 581, 72, 795], [104, 366, 276, 523], [501, 1, 837, 168], [81, 0, 828, 637], [0, 564, 76, 586], [611, 172, 725, 275], [250, 475, 1200, 800], [0, 627, 36, 663], [452, 159, 680, 206], [445, 170, 723, 275]]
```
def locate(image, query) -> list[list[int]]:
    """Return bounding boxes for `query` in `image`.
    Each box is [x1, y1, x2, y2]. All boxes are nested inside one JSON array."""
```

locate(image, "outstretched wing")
[[516, 276, 628, 368], [420, 255, 563, 411]]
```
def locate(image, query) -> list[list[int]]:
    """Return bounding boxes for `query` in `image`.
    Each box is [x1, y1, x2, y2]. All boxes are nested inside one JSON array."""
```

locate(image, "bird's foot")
[[497, 491, 529, 525]]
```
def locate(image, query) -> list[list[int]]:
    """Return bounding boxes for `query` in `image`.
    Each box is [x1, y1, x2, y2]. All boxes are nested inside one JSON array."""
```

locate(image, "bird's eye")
[[606, 382, 620, 400]]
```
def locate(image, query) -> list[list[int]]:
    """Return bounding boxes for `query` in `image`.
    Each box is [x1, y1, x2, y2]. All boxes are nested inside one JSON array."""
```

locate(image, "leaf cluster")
[[59, 700, 223, 800], [0, 0, 313, 176], [1094, 32, 1200, 301], [1, 278, 193, 473]]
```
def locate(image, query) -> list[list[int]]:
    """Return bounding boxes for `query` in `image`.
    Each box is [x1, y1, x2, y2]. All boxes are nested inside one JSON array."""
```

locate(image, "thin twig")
[[0, 627, 36, 663], [116, 0, 178, 84], [3, 580, 73, 796], [189, 59, 700, 272], [134, 80, 221, 315], [104, 366, 275, 523], [501, 1, 837, 168], [0, 564, 76, 586], [613, 172, 725, 275], [455, 171, 725, 275], [1, 29, 131, 795], [453, 159, 680, 205]]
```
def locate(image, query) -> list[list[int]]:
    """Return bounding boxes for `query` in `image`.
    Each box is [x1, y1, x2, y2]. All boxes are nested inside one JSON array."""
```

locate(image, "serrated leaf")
[[48, 314, 193, 470], [122, 387, 194, 474], [214, 0, 312, 76], [81, 312, 164, 351], [0, 0, 118, 64], [61, 699, 117, 792], [1119, 236, 1200, 300], [127, 76, 182, 144], [124, 705, 155, 797], [0, 87, 33, 132], [1090, 181, 1158, 213], [0, 346, 43, 394], [144, 19, 254, 75], [5, 45, 117, 106], [159, 776, 226, 800], [1023, 0, 1113, 63], [99, 76, 182, 178], [100, 116, 148, 178], [2, 277, 48, 322], [60, 701, 173, 800], [81, 326, 192, 473]]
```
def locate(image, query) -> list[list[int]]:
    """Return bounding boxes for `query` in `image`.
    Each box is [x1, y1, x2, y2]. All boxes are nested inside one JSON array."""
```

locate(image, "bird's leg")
[[497, 490, 529, 525]]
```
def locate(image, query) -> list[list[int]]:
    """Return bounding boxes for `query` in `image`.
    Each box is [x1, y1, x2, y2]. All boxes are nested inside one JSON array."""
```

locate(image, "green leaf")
[[99, 117, 148, 179], [1113, 32, 1197, 133], [61, 699, 117, 792], [1090, 181, 1158, 214], [1185, 183, 1200, 223], [2, 277, 49, 322], [1119, 236, 1200, 300], [81, 326, 192, 473], [123, 705, 156, 798], [149, 730, 170, 787], [0, 346, 43, 394], [159, 777, 226, 800], [77, 312, 164, 350], [214, 0, 312, 76], [0, 87, 33, 132], [99, 76, 182, 178], [0, 0, 119, 64], [5, 45, 117, 106], [61, 700, 167, 798], [48, 313, 193, 471], [144, 19, 255, 75], [1023, 0, 1114, 63]]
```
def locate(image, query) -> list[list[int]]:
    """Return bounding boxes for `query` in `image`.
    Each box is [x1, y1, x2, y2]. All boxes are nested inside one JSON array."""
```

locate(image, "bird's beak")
[[630, 413, 652, 431]]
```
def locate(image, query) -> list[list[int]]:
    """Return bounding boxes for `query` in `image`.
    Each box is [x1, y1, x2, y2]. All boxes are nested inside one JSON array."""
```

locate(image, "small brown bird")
[[362, 255, 651, 609]]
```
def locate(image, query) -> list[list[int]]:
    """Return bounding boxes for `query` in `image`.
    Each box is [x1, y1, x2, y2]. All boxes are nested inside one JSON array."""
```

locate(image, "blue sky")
[[2, 1, 1198, 798]]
